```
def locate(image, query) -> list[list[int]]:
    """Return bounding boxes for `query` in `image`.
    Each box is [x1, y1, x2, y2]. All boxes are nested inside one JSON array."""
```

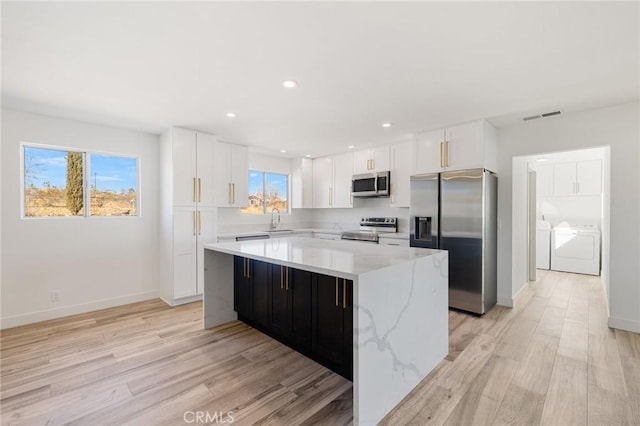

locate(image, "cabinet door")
[[172, 128, 197, 207], [332, 152, 354, 208], [230, 144, 249, 207], [445, 121, 484, 171], [313, 157, 333, 208], [212, 141, 232, 206], [415, 128, 445, 174], [234, 256, 252, 319], [173, 207, 197, 299], [269, 264, 290, 338], [371, 145, 390, 172], [289, 268, 312, 351], [577, 160, 602, 195], [312, 273, 348, 374], [354, 149, 372, 174], [390, 140, 412, 207], [536, 164, 554, 197], [291, 158, 314, 209], [250, 259, 270, 329], [196, 207, 216, 295], [196, 133, 216, 206], [553, 162, 577, 196]]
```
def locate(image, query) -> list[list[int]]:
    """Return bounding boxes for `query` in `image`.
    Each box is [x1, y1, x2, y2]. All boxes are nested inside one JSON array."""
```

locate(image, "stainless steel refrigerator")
[[409, 169, 497, 314]]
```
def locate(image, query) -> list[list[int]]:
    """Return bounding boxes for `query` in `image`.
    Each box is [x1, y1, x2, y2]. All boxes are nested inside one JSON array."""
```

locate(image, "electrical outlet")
[[51, 291, 60, 302]]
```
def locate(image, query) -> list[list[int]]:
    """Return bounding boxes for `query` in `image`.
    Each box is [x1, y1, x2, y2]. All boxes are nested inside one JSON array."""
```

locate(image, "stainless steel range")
[[340, 217, 398, 243]]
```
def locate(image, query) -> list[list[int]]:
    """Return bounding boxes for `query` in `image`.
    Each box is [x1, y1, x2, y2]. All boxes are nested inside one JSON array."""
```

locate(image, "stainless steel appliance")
[[340, 217, 397, 243], [352, 171, 391, 197], [410, 169, 497, 314]]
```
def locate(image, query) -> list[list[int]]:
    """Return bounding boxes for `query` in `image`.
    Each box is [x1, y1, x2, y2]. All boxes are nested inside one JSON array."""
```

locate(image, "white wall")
[[1, 109, 160, 328], [496, 101, 640, 333]]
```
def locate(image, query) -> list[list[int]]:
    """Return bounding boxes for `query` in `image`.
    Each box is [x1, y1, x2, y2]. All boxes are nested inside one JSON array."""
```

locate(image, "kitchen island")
[[203, 237, 448, 425]]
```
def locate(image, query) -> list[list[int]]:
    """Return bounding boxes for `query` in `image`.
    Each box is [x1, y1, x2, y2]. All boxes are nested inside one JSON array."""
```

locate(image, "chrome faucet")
[[269, 207, 280, 230]]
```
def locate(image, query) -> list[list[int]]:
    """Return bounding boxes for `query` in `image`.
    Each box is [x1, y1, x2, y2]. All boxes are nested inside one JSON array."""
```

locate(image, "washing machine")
[[550, 222, 600, 275], [536, 220, 551, 270]]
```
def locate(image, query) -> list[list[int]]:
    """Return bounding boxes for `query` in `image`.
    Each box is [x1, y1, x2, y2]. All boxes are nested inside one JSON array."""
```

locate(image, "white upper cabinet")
[[553, 160, 602, 196], [553, 162, 576, 196], [170, 127, 215, 207], [390, 140, 413, 208], [536, 164, 554, 197], [414, 129, 444, 175], [354, 145, 390, 174], [313, 157, 333, 208], [212, 141, 249, 207], [312, 154, 354, 209], [414, 119, 497, 174], [195, 133, 216, 206], [291, 157, 314, 209], [332, 152, 354, 208]]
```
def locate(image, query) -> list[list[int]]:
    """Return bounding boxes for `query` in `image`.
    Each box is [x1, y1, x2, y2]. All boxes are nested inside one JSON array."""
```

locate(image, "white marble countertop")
[[204, 236, 442, 280]]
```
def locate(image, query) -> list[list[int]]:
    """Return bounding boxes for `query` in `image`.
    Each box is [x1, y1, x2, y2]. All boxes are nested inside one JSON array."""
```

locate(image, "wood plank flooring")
[[1, 270, 639, 425]]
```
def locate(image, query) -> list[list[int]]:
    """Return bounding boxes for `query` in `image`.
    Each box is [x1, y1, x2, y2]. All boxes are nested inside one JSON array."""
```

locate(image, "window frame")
[[20, 142, 141, 219], [241, 169, 290, 215]]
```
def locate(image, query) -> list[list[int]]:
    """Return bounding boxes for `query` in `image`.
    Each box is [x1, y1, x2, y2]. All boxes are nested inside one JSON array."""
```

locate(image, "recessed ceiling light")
[[280, 149, 287, 153], [382, 122, 392, 128], [305, 154, 312, 158], [537, 158, 550, 162], [348, 145, 355, 149], [225, 112, 236, 118], [282, 80, 297, 88]]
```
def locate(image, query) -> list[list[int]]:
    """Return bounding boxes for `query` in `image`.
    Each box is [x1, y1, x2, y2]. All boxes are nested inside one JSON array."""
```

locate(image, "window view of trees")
[[241, 170, 288, 214], [23, 146, 138, 218]]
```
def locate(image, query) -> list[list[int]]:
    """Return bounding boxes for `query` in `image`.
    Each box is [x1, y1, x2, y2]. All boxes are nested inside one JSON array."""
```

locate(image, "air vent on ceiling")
[[522, 110, 561, 121]]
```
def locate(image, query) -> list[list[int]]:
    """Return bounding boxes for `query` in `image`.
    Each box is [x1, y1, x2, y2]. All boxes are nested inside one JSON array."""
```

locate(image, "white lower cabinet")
[[167, 206, 216, 303]]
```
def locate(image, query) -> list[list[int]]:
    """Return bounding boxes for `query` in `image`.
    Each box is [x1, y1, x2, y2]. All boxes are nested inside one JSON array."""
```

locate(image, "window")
[[240, 170, 288, 214], [22, 144, 139, 218]]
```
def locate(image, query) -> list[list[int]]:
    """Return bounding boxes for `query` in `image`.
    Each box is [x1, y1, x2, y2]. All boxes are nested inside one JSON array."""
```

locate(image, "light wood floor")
[[1, 270, 639, 425]]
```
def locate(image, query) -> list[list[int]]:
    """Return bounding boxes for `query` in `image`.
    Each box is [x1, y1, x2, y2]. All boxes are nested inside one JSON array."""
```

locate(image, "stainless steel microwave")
[[352, 171, 391, 197]]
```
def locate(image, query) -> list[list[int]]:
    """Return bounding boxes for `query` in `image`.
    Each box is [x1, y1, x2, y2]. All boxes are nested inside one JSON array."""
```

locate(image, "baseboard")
[[496, 296, 514, 308], [0, 290, 159, 330], [160, 294, 203, 307], [497, 281, 529, 308], [608, 316, 640, 333]]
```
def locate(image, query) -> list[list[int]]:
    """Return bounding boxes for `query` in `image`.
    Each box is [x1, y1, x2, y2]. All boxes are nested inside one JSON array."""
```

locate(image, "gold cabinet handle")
[[329, 188, 332, 206], [439, 142, 443, 168], [193, 177, 197, 202], [198, 210, 202, 235], [247, 259, 250, 278], [343, 279, 347, 309], [285, 267, 289, 290], [232, 183, 235, 204], [228, 183, 232, 204], [243, 258, 247, 278], [198, 178, 202, 202], [371, 158, 375, 170], [280, 265, 284, 289], [335, 277, 339, 307], [445, 141, 450, 167], [192, 211, 196, 235]]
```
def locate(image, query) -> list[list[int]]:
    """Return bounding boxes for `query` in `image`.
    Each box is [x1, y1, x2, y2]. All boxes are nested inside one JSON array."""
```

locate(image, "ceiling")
[[2, 2, 638, 158]]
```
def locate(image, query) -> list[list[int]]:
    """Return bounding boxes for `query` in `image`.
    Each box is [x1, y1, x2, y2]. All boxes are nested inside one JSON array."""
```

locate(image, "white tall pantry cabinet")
[[159, 127, 218, 305]]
